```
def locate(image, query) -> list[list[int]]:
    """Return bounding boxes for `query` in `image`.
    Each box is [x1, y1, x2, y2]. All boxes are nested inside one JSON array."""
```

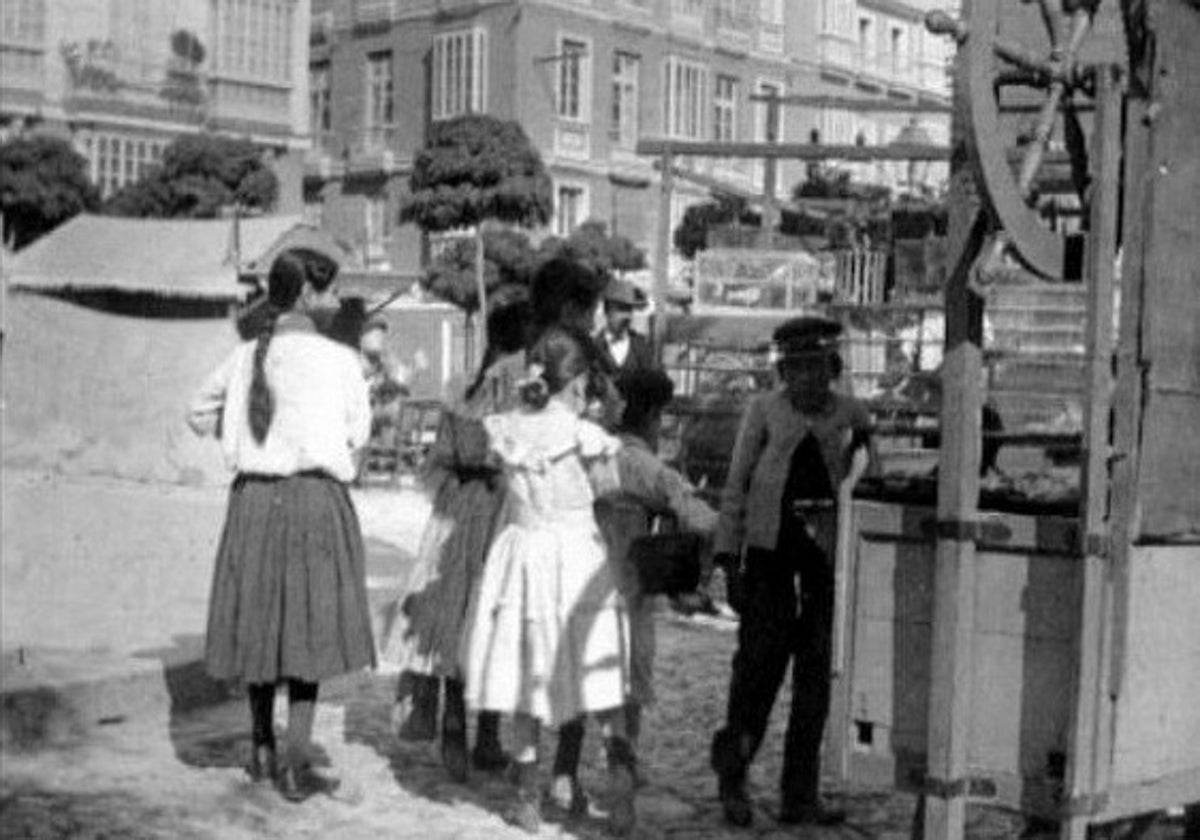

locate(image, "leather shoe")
[[246, 744, 276, 783], [471, 743, 510, 773], [275, 763, 340, 803], [441, 729, 469, 783], [778, 801, 846, 826], [719, 778, 753, 827]]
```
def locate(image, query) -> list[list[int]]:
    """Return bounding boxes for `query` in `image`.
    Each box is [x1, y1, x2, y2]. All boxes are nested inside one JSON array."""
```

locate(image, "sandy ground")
[[0, 470, 1188, 839]]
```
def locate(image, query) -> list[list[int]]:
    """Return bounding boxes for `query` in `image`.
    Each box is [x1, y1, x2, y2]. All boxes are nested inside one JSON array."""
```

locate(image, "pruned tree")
[[538, 219, 646, 281], [401, 114, 552, 364], [103, 133, 277, 218], [423, 226, 540, 314], [0, 135, 100, 249]]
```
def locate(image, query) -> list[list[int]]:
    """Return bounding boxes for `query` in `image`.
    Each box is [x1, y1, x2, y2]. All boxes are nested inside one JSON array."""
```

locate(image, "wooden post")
[[762, 95, 781, 236], [473, 223, 486, 370], [652, 151, 674, 359], [1061, 64, 1122, 840], [922, 4, 986, 833]]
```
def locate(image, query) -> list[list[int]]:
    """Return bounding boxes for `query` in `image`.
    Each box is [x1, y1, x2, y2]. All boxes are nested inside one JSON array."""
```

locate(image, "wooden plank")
[[1062, 65, 1122, 840], [635, 138, 951, 161], [745, 93, 952, 113], [923, 4, 985, 833], [1133, 0, 1200, 539]]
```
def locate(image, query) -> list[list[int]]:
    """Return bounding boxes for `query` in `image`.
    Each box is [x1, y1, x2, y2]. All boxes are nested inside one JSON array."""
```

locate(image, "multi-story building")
[[0, 0, 312, 211], [304, 0, 954, 274]]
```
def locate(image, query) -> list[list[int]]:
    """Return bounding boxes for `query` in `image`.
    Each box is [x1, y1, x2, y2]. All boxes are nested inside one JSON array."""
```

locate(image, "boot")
[[549, 718, 589, 817], [441, 679, 469, 783], [605, 737, 637, 837], [395, 672, 439, 742], [506, 760, 541, 834], [711, 728, 752, 827], [472, 711, 510, 773]]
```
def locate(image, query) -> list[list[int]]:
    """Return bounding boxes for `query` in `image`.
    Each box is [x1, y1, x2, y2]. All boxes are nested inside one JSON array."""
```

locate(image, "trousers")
[[716, 520, 835, 806]]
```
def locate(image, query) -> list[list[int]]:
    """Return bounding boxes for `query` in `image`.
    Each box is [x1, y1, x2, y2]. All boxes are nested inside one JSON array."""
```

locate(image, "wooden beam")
[[746, 92, 953, 113], [923, 4, 985, 834], [1061, 64, 1122, 840], [651, 151, 674, 358], [650, 159, 757, 199], [636, 138, 951, 161]]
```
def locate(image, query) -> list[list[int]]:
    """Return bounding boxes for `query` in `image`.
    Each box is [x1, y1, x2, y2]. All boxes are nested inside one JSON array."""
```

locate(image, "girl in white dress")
[[459, 325, 637, 835]]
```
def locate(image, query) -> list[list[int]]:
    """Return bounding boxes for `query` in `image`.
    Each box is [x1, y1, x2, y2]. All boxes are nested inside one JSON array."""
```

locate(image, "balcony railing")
[[347, 125, 408, 173]]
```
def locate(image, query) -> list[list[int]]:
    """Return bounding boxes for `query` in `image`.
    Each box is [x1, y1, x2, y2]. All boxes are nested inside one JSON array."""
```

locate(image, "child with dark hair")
[[381, 299, 530, 780], [548, 368, 717, 814], [458, 326, 638, 836], [187, 249, 374, 803]]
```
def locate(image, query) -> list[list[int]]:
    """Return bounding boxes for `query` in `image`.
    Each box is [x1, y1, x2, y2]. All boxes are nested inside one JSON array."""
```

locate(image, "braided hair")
[[247, 252, 307, 443], [517, 325, 593, 410]]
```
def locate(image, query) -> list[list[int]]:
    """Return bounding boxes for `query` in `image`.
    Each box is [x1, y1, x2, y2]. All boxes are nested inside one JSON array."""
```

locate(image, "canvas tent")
[[2, 214, 351, 485]]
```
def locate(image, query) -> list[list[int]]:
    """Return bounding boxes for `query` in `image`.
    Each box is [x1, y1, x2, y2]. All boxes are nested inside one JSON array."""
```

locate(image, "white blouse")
[[187, 331, 371, 483]]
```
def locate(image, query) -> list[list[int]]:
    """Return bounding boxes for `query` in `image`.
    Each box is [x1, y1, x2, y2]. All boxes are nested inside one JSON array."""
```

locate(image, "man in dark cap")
[[595, 278, 656, 374], [710, 315, 873, 828]]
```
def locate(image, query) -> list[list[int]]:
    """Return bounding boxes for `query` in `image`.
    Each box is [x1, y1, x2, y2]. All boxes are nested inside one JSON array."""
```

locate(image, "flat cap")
[[772, 315, 842, 357], [604, 278, 649, 308]]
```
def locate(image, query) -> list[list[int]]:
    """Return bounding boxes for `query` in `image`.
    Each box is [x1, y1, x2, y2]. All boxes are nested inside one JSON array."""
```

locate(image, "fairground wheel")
[[926, 1, 1125, 281]]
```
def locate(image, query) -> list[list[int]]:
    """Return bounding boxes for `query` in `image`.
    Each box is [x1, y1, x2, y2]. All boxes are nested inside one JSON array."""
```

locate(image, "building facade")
[[0, 0, 312, 211], [304, 0, 954, 274]]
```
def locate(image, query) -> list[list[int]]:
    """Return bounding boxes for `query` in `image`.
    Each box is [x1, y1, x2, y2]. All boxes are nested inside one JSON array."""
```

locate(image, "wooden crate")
[[829, 501, 1200, 826]]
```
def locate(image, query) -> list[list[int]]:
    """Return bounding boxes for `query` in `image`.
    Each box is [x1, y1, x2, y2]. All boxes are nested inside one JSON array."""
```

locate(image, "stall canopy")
[[1, 214, 351, 486], [5, 214, 351, 300]]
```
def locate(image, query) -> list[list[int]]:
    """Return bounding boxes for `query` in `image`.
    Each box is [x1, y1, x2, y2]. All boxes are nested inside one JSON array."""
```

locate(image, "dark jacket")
[[595, 330, 656, 374]]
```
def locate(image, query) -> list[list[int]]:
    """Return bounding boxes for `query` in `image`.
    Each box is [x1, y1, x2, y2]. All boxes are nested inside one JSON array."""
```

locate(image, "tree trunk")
[[474, 224, 487, 370]]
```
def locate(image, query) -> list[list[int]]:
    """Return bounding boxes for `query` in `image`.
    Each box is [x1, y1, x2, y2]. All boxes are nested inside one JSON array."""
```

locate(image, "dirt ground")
[[0, 471, 1188, 839]]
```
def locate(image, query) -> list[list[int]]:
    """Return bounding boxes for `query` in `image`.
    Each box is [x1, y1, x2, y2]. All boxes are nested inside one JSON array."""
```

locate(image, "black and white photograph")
[[2, 1, 1198, 838]]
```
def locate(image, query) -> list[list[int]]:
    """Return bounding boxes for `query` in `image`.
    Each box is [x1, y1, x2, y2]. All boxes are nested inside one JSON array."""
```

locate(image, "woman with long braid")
[[187, 250, 375, 803]]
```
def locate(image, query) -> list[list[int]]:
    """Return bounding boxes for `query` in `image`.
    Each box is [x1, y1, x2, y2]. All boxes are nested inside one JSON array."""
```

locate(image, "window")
[[366, 51, 394, 126], [755, 80, 782, 142], [713, 74, 737, 143], [364, 194, 389, 263], [432, 28, 488, 120], [759, 0, 783, 25], [858, 16, 874, 67], [555, 182, 588, 236], [672, 0, 705, 20], [0, 0, 44, 44], [82, 131, 165, 199], [890, 26, 905, 77], [663, 56, 708, 140], [557, 38, 589, 121], [215, 0, 294, 83], [310, 62, 331, 133], [611, 51, 640, 148]]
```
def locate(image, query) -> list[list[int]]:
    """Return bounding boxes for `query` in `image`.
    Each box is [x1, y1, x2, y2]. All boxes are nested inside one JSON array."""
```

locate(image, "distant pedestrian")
[[458, 326, 637, 836], [187, 250, 375, 803], [595, 278, 656, 375], [709, 316, 872, 828], [548, 368, 717, 815], [381, 300, 530, 780]]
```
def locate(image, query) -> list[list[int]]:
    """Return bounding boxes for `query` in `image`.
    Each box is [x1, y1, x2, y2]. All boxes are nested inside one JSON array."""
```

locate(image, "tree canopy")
[[0, 135, 100, 249], [401, 114, 553, 232], [422, 220, 647, 314], [103, 133, 277, 218]]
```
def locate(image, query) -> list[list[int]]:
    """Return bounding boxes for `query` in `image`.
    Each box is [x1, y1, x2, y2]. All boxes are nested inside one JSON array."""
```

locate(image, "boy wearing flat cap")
[[596, 278, 656, 374], [710, 315, 873, 828]]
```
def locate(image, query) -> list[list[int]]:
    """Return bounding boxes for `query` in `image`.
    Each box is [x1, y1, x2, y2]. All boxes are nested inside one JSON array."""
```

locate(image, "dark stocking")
[[284, 679, 319, 767], [248, 683, 276, 747]]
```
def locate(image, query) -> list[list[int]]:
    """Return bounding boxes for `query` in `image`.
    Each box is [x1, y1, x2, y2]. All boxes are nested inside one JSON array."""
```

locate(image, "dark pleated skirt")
[[205, 472, 377, 684]]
